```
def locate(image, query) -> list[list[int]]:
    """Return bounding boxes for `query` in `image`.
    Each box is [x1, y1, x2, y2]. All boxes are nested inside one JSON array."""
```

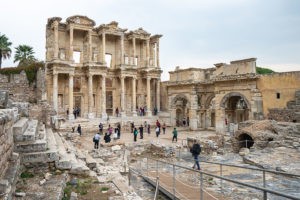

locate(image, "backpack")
[[192, 144, 201, 155]]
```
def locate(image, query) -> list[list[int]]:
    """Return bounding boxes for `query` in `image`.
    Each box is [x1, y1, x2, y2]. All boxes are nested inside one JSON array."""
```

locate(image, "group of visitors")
[[138, 107, 147, 116], [92, 123, 121, 149]]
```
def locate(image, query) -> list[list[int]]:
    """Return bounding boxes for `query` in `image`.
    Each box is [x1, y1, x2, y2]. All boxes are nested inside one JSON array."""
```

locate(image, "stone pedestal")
[[101, 112, 107, 120], [87, 113, 95, 119], [132, 111, 137, 117], [190, 118, 198, 131], [68, 114, 75, 120], [146, 110, 152, 117]]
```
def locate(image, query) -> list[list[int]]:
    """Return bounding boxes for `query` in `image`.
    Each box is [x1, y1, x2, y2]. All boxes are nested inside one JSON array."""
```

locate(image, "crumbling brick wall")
[[0, 68, 45, 103], [0, 109, 14, 178]]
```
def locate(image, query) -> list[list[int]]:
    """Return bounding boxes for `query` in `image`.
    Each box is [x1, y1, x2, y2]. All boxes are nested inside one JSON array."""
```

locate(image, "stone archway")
[[220, 92, 250, 124], [202, 94, 215, 129], [171, 94, 189, 127]]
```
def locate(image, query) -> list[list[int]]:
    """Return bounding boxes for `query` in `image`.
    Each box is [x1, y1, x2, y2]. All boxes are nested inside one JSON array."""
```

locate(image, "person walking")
[[162, 123, 166, 134], [99, 122, 103, 134], [117, 123, 121, 139], [77, 124, 82, 136], [133, 127, 138, 142], [115, 107, 119, 117], [190, 141, 201, 170], [139, 124, 144, 139], [172, 127, 178, 142], [155, 126, 160, 138], [93, 132, 101, 149], [147, 124, 151, 134]]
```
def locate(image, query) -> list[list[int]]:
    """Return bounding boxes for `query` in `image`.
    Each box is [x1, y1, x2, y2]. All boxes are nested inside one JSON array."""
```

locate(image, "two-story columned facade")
[[45, 15, 162, 119]]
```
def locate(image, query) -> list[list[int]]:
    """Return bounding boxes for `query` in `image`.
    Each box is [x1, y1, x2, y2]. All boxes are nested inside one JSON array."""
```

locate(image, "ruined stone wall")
[[0, 109, 14, 178], [0, 68, 45, 103], [169, 68, 206, 82], [257, 72, 300, 116]]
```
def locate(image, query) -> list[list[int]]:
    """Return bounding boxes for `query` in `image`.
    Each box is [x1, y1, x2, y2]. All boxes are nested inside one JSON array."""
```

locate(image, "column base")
[[87, 113, 95, 119], [102, 112, 107, 120], [190, 118, 198, 131], [68, 114, 75, 120], [132, 111, 137, 117], [146, 111, 152, 117]]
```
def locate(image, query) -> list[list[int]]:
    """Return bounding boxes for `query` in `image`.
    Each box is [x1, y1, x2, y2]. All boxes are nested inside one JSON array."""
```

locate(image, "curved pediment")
[[66, 15, 96, 27]]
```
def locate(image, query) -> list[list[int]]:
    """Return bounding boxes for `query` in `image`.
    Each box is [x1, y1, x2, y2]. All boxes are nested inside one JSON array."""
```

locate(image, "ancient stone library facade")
[[46, 15, 162, 119], [44, 15, 300, 133]]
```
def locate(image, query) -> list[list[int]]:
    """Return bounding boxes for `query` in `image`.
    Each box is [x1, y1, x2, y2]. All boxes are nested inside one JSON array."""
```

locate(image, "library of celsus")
[[46, 15, 162, 119]]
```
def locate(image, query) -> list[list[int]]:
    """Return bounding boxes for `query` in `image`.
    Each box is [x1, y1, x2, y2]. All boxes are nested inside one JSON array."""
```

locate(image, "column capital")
[[53, 71, 58, 75], [132, 76, 137, 80], [101, 74, 107, 78], [69, 72, 74, 77], [88, 73, 94, 78], [120, 75, 126, 79], [147, 76, 151, 81]]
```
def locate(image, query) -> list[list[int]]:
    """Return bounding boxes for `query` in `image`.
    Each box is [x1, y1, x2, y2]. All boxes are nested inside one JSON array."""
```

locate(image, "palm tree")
[[14, 44, 36, 66], [0, 33, 12, 69]]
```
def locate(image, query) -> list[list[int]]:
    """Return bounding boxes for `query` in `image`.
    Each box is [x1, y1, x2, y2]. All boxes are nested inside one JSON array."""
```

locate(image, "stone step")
[[12, 117, 28, 137], [14, 120, 38, 142], [14, 139, 47, 153], [21, 128, 59, 163]]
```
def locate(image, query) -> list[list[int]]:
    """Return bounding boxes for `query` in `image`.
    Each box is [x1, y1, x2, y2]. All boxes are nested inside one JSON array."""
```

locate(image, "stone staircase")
[[12, 117, 59, 163]]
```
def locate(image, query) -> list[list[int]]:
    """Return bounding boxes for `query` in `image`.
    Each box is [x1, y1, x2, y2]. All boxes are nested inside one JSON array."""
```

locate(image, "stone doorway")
[[74, 96, 81, 117], [106, 91, 113, 116], [176, 108, 183, 126], [238, 133, 254, 149]]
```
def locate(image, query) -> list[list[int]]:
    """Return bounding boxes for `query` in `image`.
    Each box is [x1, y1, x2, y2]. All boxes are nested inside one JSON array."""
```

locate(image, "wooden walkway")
[[141, 171, 220, 200]]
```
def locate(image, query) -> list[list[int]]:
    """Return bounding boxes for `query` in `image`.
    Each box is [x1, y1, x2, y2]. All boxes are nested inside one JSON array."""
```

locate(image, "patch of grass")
[[20, 171, 34, 179], [100, 187, 109, 192], [256, 66, 275, 75], [63, 179, 93, 199]]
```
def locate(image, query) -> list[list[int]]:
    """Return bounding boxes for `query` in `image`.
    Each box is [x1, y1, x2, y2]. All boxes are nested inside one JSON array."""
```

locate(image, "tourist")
[[183, 118, 186, 126], [156, 120, 161, 133], [162, 123, 166, 134], [77, 107, 80, 117], [93, 132, 101, 149], [133, 127, 138, 142], [117, 123, 121, 139], [144, 121, 147, 129], [107, 124, 113, 136], [66, 109, 69, 116], [147, 124, 151, 134], [155, 126, 160, 138], [115, 107, 119, 117], [77, 124, 82, 136], [187, 117, 189, 126], [139, 124, 144, 139], [172, 127, 178, 142], [99, 122, 103, 134], [104, 132, 111, 143], [73, 108, 77, 119], [154, 107, 158, 115], [190, 141, 201, 170], [131, 122, 134, 133]]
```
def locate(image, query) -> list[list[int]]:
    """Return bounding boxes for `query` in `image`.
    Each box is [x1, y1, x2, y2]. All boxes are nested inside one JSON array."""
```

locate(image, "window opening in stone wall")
[[73, 51, 81, 63], [124, 56, 129, 65], [93, 94, 96, 107], [134, 57, 138, 66], [58, 94, 63, 108], [105, 54, 112, 68], [276, 92, 280, 99], [59, 48, 66, 60]]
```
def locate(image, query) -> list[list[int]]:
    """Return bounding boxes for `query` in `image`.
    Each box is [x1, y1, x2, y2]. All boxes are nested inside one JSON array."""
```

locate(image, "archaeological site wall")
[[0, 68, 45, 104], [257, 72, 300, 116]]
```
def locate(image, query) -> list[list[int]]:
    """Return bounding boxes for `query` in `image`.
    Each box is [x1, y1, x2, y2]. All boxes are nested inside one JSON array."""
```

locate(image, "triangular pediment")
[[66, 15, 96, 27]]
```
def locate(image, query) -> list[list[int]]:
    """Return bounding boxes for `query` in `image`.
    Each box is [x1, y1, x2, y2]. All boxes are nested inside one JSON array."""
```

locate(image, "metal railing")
[[130, 157, 300, 200]]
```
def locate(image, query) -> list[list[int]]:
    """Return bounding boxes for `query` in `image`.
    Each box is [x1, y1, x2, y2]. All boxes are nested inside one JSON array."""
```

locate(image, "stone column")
[[146, 39, 150, 66], [101, 74, 107, 119], [157, 41, 160, 67], [53, 21, 59, 59], [120, 34, 124, 65], [132, 37, 136, 65], [102, 33, 106, 64], [68, 73, 74, 120], [156, 78, 160, 112], [189, 91, 199, 130], [88, 30, 92, 62], [132, 77, 137, 116], [69, 26, 73, 61], [53, 72, 58, 113], [88, 74, 94, 119], [121, 75, 126, 116], [146, 77, 152, 116]]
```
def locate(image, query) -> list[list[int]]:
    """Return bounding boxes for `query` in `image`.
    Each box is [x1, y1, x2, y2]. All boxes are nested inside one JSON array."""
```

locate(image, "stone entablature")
[[46, 16, 162, 119]]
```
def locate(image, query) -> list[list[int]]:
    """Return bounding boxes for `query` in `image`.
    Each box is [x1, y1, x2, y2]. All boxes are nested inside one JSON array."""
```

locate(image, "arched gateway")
[[171, 94, 189, 126]]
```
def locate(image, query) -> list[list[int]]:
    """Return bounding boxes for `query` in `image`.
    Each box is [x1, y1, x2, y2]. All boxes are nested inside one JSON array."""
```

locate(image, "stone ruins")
[[0, 15, 299, 200]]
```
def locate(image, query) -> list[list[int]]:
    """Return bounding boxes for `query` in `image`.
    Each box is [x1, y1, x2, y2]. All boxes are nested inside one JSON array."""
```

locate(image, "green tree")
[[256, 66, 275, 74], [14, 45, 36, 66], [0, 33, 12, 69]]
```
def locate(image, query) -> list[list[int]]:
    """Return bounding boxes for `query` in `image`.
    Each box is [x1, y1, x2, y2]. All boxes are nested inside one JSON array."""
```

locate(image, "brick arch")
[[220, 92, 251, 109], [171, 94, 189, 109], [204, 94, 215, 109]]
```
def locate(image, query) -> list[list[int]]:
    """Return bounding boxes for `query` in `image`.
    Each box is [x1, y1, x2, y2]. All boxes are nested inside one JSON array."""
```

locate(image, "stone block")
[[13, 118, 29, 138], [0, 91, 8, 109]]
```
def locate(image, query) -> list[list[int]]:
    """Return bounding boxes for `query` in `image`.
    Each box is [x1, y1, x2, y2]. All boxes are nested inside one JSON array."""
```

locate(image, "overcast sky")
[[1, 0, 299, 80]]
